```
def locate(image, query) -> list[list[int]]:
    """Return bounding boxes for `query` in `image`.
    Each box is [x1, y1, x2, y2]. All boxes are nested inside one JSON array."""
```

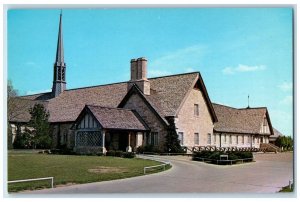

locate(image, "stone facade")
[[175, 88, 214, 147], [122, 92, 168, 150], [52, 123, 75, 149]]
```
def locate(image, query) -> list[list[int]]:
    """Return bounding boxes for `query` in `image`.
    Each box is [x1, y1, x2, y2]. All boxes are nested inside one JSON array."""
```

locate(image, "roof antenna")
[[247, 95, 250, 109]]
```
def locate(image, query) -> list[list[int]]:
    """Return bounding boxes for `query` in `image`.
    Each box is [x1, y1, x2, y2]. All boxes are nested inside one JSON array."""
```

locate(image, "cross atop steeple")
[[52, 11, 67, 97], [247, 95, 250, 109]]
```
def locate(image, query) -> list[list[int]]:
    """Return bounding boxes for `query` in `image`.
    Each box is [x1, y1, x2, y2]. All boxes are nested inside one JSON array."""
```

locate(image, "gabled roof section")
[[118, 84, 169, 126], [174, 72, 217, 122], [270, 127, 283, 139], [77, 105, 149, 131], [22, 82, 128, 122], [212, 103, 273, 135]]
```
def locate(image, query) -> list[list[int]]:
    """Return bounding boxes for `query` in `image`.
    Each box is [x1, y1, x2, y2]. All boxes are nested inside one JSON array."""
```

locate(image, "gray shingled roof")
[[212, 103, 272, 135], [270, 127, 283, 139], [8, 98, 48, 123], [17, 72, 204, 123], [85, 105, 149, 131]]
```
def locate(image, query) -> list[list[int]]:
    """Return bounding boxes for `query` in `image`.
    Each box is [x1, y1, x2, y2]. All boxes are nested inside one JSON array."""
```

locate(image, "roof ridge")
[[86, 104, 134, 112], [19, 92, 52, 98], [238, 107, 267, 110], [213, 102, 267, 111], [22, 71, 200, 96], [62, 72, 200, 91], [148, 71, 199, 80], [65, 81, 127, 92], [212, 102, 238, 110], [12, 97, 49, 102]]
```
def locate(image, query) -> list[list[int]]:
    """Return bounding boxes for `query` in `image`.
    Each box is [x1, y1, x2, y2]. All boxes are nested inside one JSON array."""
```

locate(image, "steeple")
[[56, 11, 64, 65], [52, 12, 66, 97]]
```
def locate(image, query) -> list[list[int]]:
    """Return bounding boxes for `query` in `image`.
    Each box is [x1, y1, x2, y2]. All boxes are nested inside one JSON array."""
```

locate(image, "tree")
[[13, 127, 34, 149], [164, 117, 184, 153], [275, 136, 293, 151], [27, 104, 52, 149], [7, 80, 18, 149]]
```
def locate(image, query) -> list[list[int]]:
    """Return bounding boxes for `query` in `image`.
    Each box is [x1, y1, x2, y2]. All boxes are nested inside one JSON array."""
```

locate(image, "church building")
[[8, 14, 275, 154]]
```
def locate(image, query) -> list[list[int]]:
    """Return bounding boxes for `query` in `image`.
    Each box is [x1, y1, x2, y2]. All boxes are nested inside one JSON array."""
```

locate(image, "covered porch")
[[72, 105, 149, 154]]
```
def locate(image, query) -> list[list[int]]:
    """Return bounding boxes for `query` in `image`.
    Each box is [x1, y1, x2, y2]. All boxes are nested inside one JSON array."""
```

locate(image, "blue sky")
[[7, 8, 293, 136]]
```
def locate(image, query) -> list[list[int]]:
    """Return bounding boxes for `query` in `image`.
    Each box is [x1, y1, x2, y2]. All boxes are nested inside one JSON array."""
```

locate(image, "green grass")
[[279, 184, 294, 192], [8, 152, 170, 192]]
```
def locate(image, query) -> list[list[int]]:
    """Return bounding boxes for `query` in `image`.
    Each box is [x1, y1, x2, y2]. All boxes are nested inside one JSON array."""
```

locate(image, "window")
[[207, 133, 211, 145], [178, 132, 184, 145], [213, 134, 216, 144], [236, 135, 238, 144], [252, 136, 255, 143], [194, 133, 199, 145], [242, 135, 245, 144], [58, 67, 61, 80], [225, 134, 227, 143], [248, 135, 250, 144], [150, 132, 159, 146], [194, 104, 199, 116], [229, 135, 232, 144]]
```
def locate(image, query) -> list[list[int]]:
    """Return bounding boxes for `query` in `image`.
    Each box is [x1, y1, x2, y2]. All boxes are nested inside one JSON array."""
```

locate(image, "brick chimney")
[[128, 57, 150, 95]]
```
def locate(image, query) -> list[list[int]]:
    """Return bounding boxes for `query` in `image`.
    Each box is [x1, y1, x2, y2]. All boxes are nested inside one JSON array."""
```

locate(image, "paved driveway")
[[19, 152, 293, 195]]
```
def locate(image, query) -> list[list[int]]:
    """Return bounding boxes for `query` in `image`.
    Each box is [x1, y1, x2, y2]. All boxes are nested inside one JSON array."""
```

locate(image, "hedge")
[[192, 151, 253, 164], [105, 150, 136, 158]]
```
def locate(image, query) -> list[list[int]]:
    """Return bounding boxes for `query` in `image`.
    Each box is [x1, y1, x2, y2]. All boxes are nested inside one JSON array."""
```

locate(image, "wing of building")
[[8, 13, 275, 154], [212, 103, 273, 148]]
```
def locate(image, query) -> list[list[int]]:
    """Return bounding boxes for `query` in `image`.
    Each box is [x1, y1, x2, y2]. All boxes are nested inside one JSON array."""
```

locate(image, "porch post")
[[102, 130, 107, 154], [126, 132, 132, 152]]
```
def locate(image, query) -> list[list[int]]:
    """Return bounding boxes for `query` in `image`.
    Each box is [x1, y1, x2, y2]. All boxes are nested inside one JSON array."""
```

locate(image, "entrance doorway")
[[119, 133, 128, 151]]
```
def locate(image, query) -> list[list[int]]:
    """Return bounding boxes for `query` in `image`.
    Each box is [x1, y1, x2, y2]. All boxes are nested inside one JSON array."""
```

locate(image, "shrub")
[[208, 151, 224, 160], [164, 117, 184, 153], [192, 150, 253, 164], [115, 150, 123, 157], [144, 145, 154, 152], [136, 145, 164, 154], [193, 151, 214, 158], [106, 150, 116, 156], [122, 152, 135, 158], [136, 146, 144, 154], [228, 153, 239, 161]]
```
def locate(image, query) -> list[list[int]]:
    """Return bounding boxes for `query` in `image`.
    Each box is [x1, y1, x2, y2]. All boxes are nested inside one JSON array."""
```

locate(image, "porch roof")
[[85, 105, 150, 131]]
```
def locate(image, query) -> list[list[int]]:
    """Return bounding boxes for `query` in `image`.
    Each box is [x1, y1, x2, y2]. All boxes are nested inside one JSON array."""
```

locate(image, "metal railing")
[[8, 177, 54, 188]]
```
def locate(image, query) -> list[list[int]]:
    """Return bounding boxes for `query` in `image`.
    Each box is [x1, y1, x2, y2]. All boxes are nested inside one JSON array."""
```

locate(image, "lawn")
[[279, 184, 294, 192], [8, 152, 170, 192]]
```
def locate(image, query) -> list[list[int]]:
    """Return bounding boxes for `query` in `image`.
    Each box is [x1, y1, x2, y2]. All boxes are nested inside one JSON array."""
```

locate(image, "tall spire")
[[55, 12, 64, 64], [52, 11, 67, 97]]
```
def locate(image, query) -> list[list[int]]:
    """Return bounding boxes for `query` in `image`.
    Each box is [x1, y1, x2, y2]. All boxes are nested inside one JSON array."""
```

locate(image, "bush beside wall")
[[192, 151, 253, 164], [106, 150, 136, 158]]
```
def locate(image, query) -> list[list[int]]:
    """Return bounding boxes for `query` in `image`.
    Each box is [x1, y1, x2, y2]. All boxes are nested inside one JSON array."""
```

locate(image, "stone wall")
[[51, 123, 75, 149], [175, 88, 214, 147], [122, 92, 168, 150]]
